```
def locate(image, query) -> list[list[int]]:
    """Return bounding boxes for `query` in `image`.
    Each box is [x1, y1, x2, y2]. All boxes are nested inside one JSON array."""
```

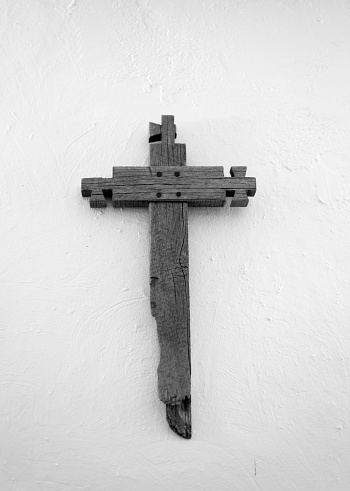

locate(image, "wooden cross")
[[81, 115, 256, 439]]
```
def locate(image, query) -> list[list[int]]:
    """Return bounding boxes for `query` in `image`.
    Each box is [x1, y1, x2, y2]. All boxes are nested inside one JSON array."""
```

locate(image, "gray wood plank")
[[92, 177, 254, 189], [112, 189, 226, 204], [150, 202, 191, 438], [109, 178, 255, 190], [149, 115, 191, 439], [82, 173, 256, 206], [150, 143, 187, 167], [113, 166, 224, 178], [113, 199, 226, 208]]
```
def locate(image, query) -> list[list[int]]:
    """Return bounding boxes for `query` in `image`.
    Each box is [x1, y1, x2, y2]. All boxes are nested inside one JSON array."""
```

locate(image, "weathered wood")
[[230, 166, 247, 178], [112, 189, 226, 208], [81, 115, 256, 440], [149, 115, 191, 439], [112, 199, 226, 208], [150, 201, 191, 438], [90, 191, 107, 208], [150, 143, 186, 167], [230, 166, 252, 206], [82, 171, 256, 208], [111, 187, 226, 201], [112, 165, 224, 178], [149, 122, 161, 139], [84, 176, 255, 189]]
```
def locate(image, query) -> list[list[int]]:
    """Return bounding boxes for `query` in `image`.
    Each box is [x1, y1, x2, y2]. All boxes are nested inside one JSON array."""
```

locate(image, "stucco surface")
[[1, 1, 350, 489]]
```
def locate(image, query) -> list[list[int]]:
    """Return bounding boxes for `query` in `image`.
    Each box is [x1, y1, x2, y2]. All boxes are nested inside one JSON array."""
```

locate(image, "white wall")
[[1, 1, 350, 489]]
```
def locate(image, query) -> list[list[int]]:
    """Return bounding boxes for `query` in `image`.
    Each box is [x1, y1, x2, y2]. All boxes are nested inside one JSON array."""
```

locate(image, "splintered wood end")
[[166, 398, 191, 439]]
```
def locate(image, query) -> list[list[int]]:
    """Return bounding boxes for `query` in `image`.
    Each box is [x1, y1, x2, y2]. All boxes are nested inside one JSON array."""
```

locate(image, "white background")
[[1, 1, 350, 489]]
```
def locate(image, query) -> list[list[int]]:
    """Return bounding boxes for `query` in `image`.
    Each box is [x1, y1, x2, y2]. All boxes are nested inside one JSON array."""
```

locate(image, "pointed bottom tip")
[[166, 397, 191, 439]]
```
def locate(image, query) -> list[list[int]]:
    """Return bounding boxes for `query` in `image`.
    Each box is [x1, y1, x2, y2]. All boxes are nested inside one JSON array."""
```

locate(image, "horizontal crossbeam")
[[81, 166, 256, 208]]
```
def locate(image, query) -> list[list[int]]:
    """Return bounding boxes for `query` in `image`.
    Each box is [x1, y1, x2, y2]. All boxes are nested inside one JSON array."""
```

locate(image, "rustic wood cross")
[[81, 115, 256, 439]]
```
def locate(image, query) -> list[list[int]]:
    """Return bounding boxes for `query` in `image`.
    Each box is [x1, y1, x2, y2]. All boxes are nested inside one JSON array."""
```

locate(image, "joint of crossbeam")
[[90, 192, 107, 208], [230, 190, 250, 207], [230, 166, 247, 178]]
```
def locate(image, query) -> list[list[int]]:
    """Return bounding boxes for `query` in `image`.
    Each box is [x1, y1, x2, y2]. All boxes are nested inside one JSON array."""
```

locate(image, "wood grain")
[[150, 201, 191, 438], [149, 115, 191, 439], [113, 166, 224, 178], [112, 189, 226, 207], [81, 170, 256, 209], [86, 176, 255, 189]]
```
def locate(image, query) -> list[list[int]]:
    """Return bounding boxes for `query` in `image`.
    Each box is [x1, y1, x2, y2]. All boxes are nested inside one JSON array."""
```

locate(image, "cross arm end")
[[81, 177, 114, 208], [227, 167, 256, 207]]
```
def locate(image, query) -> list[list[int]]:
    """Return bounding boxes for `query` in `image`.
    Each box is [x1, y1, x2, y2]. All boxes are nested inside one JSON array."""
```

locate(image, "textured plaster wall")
[[1, 1, 350, 490]]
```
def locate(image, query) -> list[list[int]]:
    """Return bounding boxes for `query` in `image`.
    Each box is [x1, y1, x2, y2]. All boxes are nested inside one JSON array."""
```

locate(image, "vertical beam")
[[149, 116, 191, 438]]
